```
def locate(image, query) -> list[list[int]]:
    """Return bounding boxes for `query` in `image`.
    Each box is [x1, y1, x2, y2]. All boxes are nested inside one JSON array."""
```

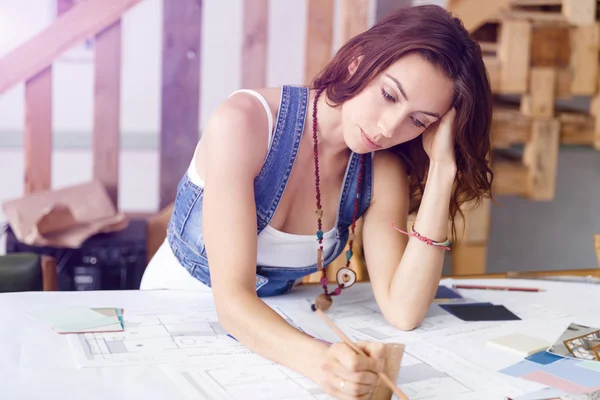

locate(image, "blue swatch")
[[435, 286, 463, 299], [543, 359, 600, 388], [525, 350, 563, 365], [500, 360, 541, 377]]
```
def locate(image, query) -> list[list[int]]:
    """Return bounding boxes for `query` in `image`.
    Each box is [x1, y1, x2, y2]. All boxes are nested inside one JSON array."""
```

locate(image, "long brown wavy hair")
[[311, 4, 493, 240]]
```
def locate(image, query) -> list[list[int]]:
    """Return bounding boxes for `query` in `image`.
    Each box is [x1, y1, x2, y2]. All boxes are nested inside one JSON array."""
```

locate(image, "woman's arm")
[[202, 96, 326, 376], [362, 153, 455, 331], [362, 111, 457, 331], [202, 95, 385, 398]]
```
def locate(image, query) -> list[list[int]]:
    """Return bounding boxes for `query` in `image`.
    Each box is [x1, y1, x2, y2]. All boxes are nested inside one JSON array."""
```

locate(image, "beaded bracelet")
[[391, 222, 451, 251]]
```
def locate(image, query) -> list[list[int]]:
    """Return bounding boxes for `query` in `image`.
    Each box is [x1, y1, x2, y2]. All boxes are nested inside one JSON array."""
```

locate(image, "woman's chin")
[[345, 135, 374, 154]]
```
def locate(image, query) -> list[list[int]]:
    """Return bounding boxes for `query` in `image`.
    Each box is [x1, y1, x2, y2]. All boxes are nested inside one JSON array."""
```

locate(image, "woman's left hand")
[[422, 107, 456, 166]]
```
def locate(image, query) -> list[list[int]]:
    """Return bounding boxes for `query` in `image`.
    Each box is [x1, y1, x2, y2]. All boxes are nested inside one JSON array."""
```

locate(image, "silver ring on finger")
[[340, 379, 345, 390]]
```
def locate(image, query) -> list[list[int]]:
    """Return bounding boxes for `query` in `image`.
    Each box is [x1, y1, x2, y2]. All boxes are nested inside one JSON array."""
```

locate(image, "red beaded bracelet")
[[391, 222, 451, 251]]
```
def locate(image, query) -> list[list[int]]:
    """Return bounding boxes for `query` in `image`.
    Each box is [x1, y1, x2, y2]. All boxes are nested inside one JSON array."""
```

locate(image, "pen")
[[452, 284, 545, 292]]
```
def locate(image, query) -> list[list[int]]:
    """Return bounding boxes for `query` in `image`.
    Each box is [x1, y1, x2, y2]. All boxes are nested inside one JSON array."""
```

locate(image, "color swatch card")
[[487, 333, 551, 357], [434, 285, 463, 302], [29, 306, 124, 334], [501, 353, 600, 395], [440, 303, 521, 321]]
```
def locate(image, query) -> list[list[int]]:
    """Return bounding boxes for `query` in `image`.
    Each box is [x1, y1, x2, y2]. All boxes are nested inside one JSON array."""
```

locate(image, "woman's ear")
[[348, 55, 364, 76]]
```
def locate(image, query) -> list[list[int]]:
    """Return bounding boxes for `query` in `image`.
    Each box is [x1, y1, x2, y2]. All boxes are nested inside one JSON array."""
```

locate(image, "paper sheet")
[[29, 305, 118, 332], [162, 355, 334, 400], [162, 341, 528, 400], [67, 306, 323, 368]]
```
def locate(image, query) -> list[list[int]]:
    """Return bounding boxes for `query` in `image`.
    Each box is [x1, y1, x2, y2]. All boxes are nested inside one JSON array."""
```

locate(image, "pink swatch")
[[522, 371, 600, 395]]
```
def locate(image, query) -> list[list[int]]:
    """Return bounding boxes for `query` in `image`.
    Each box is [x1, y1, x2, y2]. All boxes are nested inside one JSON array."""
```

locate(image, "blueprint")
[[68, 306, 308, 368], [162, 341, 528, 400], [162, 356, 334, 400], [394, 341, 529, 400], [312, 295, 484, 344]]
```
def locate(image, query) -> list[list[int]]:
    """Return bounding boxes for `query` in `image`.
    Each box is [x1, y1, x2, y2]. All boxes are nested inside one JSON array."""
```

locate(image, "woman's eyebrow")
[[384, 73, 441, 118]]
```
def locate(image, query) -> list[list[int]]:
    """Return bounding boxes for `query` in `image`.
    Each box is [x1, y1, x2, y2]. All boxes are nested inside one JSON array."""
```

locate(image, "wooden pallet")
[[478, 19, 600, 97], [468, 0, 600, 203]]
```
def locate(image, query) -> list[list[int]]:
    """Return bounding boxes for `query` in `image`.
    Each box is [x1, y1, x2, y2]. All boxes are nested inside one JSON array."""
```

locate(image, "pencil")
[[452, 284, 545, 292], [315, 309, 409, 400]]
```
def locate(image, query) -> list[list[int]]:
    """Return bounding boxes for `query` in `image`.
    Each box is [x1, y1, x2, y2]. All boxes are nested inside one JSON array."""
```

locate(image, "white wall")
[[0, 0, 380, 146]]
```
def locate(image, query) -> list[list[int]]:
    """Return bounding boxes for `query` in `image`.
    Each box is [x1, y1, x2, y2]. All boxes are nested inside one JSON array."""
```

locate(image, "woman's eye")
[[381, 88, 396, 103], [411, 117, 425, 129]]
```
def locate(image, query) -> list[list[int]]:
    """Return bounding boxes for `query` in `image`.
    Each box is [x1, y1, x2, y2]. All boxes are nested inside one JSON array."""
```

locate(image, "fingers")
[[327, 361, 379, 386], [330, 342, 380, 373], [357, 341, 387, 373], [321, 369, 375, 400], [439, 106, 456, 127]]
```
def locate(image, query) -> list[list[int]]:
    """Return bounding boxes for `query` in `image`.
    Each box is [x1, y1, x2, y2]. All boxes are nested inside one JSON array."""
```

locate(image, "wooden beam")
[[0, 0, 141, 96], [511, 0, 562, 5], [24, 69, 52, 194], [570, 24, 600, 96], [241, 0, 268, 88], [93, 21, 122, 209], [446, 0, 512, 33], [498, 19, 531, 94], [520, 67, 556, 118], [523, 119, 561, 201], [530, 24, 570, 68], [451, 244, 488, 275], [340, 0, 369, 43], [563, 0, 597, 26], [501, 10, 566, 23], [492, 159, 528, 196], [559, 112, 595, 145], [455, 198, 492, 245], [491, 107, 533, 147], [23, 0, 78, 195], [304, 0, 334, 85], [556, 67, 572, 98], [159, 0, 202, 209], [483, 56, 501, 92], [41, 255, 58, 291]]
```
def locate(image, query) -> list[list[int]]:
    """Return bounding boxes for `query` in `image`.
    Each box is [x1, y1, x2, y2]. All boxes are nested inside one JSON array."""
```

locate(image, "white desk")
[[1, 278, 599, 400]]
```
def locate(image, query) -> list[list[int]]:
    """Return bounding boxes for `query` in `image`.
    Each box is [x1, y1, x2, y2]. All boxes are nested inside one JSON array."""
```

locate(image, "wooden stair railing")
[[0, 0, 142, 96], [0, 0, 143, 291], [1, 0, 143, 205]]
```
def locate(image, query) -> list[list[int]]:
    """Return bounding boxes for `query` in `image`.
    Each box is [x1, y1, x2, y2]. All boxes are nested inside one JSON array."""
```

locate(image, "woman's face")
[[341, 53, 454, 153]]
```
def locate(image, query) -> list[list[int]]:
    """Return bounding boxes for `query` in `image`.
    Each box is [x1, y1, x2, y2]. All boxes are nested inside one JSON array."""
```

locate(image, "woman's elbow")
[[393, 318, 422, 332], [383, 310, 423, 332]]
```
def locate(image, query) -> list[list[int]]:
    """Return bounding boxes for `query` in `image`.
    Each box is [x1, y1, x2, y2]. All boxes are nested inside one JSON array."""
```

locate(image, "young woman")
[[141, 4, 493, 399]]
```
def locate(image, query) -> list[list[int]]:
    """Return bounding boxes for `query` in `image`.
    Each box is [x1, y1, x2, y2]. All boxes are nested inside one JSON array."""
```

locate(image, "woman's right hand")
[[312, 341, 387, 400]]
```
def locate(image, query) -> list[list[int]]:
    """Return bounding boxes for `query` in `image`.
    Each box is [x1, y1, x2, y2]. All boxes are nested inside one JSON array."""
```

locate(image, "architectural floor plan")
[[162, 340, 528, 400], [68, 307, 300, 368]]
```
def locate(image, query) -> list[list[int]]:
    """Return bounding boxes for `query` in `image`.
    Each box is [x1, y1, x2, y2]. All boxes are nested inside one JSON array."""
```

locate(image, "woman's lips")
[[360, 128, 382, 150]]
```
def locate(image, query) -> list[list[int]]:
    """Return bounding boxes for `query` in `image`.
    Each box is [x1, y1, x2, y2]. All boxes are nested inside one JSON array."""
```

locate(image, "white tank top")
[[186, 89, 336, 268]]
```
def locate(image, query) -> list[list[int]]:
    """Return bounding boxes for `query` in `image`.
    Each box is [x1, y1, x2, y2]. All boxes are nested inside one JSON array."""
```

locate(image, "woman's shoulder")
[[224, 87, 282, 124], [205, 87, 279, 134], [372, 150, 409, 182], [201, 87, 286, 176], [371, 150, 410, 202]]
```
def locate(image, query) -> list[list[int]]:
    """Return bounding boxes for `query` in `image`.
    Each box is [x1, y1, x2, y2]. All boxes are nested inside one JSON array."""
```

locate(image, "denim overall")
[[166, 85, 374, 297]]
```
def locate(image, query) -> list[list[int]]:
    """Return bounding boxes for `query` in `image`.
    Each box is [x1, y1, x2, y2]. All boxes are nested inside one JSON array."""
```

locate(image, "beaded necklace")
[[311, 87, 365, 312]]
